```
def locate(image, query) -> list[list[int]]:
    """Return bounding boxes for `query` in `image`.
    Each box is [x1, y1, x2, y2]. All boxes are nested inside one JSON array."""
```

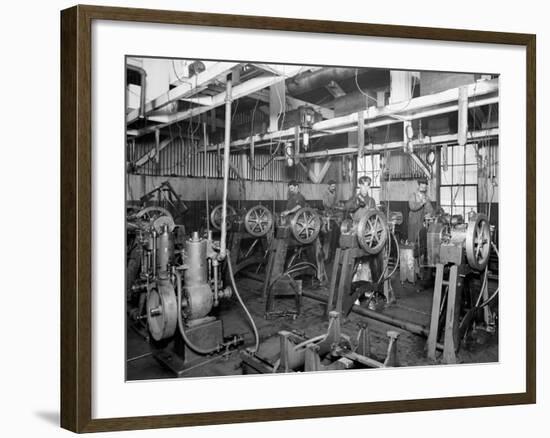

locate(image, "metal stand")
[[326, 237, 389, 317], [227, 221, 269, 279], [426, 263, 465, 363], [262, 228, 325, 318]]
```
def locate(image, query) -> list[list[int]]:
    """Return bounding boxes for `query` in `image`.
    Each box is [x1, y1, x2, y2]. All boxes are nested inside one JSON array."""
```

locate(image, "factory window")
[[440, 143, 478, 219], [357, 153, 381, 203]]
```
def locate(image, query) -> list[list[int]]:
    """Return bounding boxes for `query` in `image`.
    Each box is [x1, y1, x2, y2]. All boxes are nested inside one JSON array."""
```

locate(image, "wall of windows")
[[440, 143, 478, 219], [357, 153, 381, 203]]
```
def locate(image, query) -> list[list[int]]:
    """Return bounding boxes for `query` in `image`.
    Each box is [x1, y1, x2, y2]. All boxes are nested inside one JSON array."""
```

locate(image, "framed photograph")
[[60, 4, 536, 433]]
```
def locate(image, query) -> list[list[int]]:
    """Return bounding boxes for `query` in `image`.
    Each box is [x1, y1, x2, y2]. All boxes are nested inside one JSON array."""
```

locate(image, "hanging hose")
[[467, 242, 500, 316], [226, 251, 260, 353], [267, 262, 317, 295], [378, 231, 400, 284], [385, 231, 401, 280], [174, 270, 220, 355], [476, 242, 499, 308]]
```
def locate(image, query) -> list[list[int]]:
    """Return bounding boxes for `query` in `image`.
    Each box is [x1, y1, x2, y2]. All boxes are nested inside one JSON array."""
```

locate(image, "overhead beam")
[[273, 128, 499, 160], [286, 96, 335, 120], [137, 76, 285, 135], [203, 79, 498, 152], [134, 136, 174, 167], [131, 69, 305, 138], [126, 62, 240, 124]]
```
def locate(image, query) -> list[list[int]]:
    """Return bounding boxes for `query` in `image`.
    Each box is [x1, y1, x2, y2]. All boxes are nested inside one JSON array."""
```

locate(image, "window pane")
[[453, 145, 465, 165], [440, 186, 452, 205], [453, 165, 465, 185], [371, 188, 380, 204], [372, 154, 380, 169], [464, 164, 477, 184], [465, 143, 477, 165], [441, 165, 453, 185], [464, 186, 477, 205], [452, 186, 464, 206], [441, 205, 452, 215], [372, 172, 378, 187]]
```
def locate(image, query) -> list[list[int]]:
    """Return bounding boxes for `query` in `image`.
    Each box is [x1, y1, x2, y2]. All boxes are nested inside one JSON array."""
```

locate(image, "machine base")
[[151, 318, 224, 377]]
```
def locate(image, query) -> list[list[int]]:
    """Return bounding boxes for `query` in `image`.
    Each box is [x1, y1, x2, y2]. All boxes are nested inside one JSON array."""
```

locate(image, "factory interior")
[[126, 59, 499, 380]]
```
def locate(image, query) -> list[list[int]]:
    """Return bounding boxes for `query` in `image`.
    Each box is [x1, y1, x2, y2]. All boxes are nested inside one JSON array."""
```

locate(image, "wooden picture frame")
[[60, 4, 536, 433]]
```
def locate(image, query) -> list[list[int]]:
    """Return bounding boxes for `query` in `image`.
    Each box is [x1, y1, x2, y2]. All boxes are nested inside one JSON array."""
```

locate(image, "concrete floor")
[[126, 271, 498, 381]]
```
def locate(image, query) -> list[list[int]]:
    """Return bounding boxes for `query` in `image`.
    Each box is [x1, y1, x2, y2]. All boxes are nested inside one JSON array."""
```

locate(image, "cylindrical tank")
[[184, 232, 208, 286], [183, 232, 213, 320], [157, 225, 171, 277]]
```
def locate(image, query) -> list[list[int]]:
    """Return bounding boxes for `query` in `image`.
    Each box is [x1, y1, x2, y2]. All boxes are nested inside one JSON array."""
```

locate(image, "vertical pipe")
[[203, 122, 210, 235], [219, 75, 232, 260], [151, 231, 157, 277], [458, 86, 468, 146]]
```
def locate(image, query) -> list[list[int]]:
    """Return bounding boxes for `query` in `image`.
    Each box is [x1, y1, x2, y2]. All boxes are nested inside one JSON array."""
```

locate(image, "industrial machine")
[[210, 203, 274, 279], [240, 311, 400, 373], [262, 206, 326, 319], [209, 203, 238, 232], [327, 209, 400, 317], [127, 205, 258, 376], [126, 205, 180, 335], [423, 212, 496, 363]]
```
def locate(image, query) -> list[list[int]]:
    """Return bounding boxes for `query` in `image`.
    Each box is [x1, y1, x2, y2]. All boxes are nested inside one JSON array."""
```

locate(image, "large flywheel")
[[210, 204, 237, 231], [133, 205, 173, 221], [465, 213, 491, 271], [244, 205, 273, 237], [356, 209, 389, 255], [146, 281, 178, 341], [290, 207, 321, 244]]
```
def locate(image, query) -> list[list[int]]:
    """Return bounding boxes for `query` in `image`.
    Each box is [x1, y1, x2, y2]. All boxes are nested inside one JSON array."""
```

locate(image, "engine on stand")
[[423, 212, 497, 364], [326, 209, 401, 317], [127, 205, 254, 376], [210, 203, 274, 281], [262, 207, 326, 319]]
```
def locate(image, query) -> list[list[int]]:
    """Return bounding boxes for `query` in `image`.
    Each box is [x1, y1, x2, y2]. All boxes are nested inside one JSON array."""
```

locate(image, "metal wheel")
[[210, 204, 237, 231], [465, 213, 491, 271], [152, 215, 175, 234], [290, 207, 321, 244], [134, 206, 173, 221], [146, 282, 177, 341], [356, 209, 389, 255], [244, 205, 273, 237]]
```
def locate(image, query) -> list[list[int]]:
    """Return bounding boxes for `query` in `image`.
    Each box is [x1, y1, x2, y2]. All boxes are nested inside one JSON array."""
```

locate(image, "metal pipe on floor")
[[302, 290, 443, 350]]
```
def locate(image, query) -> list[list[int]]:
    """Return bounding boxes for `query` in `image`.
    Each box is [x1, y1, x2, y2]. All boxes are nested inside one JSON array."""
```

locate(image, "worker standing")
[[341, 176, 377, 221], [281, 180, 307, 217], [407, 179, 434, 243], [341, 176, 385, 306], [322, 180, 339, 211]]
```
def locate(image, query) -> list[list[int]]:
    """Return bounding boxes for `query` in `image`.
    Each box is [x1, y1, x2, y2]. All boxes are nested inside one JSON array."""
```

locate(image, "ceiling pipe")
[[287, 67, 358, 96]]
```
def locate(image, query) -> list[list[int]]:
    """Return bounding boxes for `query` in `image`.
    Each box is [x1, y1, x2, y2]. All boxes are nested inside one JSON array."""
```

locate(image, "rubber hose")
[[175, 270, 220, 355], [226, 251, 260, 353], [379, 231, 400, 284]]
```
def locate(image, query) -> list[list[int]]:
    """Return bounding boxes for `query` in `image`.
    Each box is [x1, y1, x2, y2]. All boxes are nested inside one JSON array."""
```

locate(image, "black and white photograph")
[[125, 58, 499, 380]]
